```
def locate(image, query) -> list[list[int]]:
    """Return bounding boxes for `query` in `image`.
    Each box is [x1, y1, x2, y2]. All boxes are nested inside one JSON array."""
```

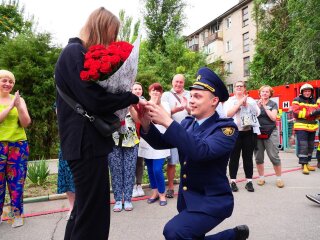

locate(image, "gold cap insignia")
[[222, 127, 235, 136], [196, 75, 202, 81]]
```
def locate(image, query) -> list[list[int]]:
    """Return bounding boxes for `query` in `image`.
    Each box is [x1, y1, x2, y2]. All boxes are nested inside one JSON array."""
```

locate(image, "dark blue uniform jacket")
[[141, 112, 238, 219]]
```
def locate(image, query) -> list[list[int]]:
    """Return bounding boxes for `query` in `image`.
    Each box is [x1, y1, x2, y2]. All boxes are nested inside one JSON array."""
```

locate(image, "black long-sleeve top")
[[55, 38, 139, 160]]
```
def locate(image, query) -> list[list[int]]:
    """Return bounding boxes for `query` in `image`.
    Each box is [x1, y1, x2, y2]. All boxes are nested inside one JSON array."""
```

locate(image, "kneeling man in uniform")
[[138, 67, 249, 240]]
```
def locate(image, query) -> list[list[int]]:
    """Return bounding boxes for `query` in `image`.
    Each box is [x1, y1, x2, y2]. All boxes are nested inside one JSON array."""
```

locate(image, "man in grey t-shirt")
[[161, 74, 190, 198]]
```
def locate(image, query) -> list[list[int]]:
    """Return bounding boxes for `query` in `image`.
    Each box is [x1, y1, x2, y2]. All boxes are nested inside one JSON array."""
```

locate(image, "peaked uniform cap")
[[189, 67, 229, 102]]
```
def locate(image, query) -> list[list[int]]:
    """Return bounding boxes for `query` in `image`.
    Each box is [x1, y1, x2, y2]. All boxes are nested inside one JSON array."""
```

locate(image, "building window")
[[226, 40, 232, 52], [210, 23, 220, 34], [208, 42, 214, 54], [226, 62, 233, 73], [226, 17, 231, 29], [242, 7, 249, 27], [201, 32, 205, 42], [202, 45, 208, 54], [227, 84, 234, 94], [243, 32, 249, 52], [243, 57, 250, 76], [204, 30, 208, 38]]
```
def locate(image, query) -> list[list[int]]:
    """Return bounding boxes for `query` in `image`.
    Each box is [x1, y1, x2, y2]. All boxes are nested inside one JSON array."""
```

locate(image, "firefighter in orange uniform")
[[292, 83, 320, 174]]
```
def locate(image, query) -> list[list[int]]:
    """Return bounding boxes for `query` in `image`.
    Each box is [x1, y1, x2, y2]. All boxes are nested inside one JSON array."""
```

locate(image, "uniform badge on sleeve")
[[222, 127, 235, 136]]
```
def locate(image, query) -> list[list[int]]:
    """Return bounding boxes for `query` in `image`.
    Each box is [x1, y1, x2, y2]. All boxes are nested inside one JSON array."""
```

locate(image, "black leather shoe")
[[245, 182, 254, 192], [230, 182, 239, 192], [234, 225, 249, 240]]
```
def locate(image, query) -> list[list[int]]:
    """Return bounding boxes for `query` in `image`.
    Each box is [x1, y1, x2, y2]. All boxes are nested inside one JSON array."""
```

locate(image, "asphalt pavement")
[[0, 151, 319, 240]]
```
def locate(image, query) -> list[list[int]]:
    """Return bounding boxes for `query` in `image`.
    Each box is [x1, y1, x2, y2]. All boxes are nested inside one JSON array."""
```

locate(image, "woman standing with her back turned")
[[54, 7, 144, 240]]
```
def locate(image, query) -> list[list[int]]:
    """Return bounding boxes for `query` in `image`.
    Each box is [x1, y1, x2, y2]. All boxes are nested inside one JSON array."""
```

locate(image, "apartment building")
[[185, 0, 256, 93]]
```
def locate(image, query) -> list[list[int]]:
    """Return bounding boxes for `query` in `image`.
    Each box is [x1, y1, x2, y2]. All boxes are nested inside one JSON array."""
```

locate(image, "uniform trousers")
[[229, 130, 255, 179], [64, 143, 110, 240], [295, 130, 315, 164], [163, 210, 236, 239]]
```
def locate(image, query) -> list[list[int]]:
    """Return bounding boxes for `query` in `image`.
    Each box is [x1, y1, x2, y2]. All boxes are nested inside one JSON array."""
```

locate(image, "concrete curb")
[[22, 179, 181, 204], [22, 193, 67, 204]]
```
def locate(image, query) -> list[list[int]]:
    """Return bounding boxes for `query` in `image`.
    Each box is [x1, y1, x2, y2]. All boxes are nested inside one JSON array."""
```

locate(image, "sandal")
[[124, 201, 133, 211], [113, 201, 123, 212], [165, 189, 174, 198]]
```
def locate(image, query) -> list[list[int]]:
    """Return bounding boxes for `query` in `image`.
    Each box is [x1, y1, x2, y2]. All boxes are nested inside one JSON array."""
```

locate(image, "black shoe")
[[230, 182, 239, 192], [234, 225, 249, 240], [245, 182, 254, 192], [165, 189, 174, 198]]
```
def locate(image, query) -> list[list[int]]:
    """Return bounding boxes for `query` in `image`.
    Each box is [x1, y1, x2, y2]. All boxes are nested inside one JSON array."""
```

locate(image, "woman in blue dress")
[[57, 149, 75, 220], [54, 103, 75, 220]]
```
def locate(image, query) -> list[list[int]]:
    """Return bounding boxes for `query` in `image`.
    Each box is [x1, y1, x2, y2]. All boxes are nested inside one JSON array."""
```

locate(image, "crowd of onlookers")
[[1, 69, 320, 229]]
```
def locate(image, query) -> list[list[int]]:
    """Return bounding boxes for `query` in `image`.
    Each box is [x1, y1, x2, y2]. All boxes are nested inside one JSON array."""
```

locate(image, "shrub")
[[27, 160, 50, 186]]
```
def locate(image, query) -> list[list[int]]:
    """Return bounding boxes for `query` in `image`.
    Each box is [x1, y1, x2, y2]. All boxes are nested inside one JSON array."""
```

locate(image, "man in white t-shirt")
[[161, 74, 190, 198]]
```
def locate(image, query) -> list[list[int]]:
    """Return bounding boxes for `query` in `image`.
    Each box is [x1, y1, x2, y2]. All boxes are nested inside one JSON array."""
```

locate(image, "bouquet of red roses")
[[80, 41, 133, 82], [78, 36, 141, 134]]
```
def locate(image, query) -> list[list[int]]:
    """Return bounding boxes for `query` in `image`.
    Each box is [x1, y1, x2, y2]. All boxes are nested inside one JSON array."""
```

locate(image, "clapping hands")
[[172, 96, 189, 114], [9, 91, 22, 110]]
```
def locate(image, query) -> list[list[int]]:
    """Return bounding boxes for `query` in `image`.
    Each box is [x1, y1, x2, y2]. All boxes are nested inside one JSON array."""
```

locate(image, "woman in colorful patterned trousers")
[[0, 70, 31, 228]]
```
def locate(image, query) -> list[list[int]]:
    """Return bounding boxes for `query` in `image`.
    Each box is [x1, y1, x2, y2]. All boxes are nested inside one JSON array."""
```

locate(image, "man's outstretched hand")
[[145, 102, 173, 128]]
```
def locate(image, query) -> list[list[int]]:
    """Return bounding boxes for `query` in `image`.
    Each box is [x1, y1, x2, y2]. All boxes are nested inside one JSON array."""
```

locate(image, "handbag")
[[56, 86, 120, 138], [239, 106, 259, 128], [257, 127, 275, 140]]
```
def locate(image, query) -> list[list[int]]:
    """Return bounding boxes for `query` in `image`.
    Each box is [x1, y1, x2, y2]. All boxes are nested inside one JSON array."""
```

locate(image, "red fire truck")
[[247, 80, 320, 150], [247, 80, 320, 112]]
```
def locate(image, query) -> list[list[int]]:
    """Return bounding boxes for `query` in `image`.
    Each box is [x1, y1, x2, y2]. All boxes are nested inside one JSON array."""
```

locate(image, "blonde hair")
[[259, 85, 274, 97], [80, 7, 120, 49], [235, 80, 246, 88], [0, 69, 15, 83]]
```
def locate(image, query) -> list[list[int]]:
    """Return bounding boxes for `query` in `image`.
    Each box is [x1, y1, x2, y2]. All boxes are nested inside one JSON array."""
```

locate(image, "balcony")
[[203, 31, 223, 46], [188, 44, 199, 52]]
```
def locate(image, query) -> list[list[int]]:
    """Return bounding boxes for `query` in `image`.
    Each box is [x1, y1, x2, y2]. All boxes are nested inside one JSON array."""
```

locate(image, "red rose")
[[83, 58, 95, 69], [100, 62, 112, 74], [108, 55, 121, 67], [80, 71, 90, 81], [88, 69, 100, 80], [80, 41, 133, 82]]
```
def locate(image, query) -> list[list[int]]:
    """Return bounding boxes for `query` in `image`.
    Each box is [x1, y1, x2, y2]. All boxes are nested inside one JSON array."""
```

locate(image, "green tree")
[[0, 32, 61, 159], [137, 32, 207, 93], [118, 9, 140, 43], [142, 0, 187, 52], [0, 0, 32, 43], [118, 9, 132, 42], [249, 0, 320, 89]]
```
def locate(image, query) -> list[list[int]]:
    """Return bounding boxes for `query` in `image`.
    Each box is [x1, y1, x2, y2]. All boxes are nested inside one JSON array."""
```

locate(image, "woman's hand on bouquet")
[[133, 98, 151, 132]]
